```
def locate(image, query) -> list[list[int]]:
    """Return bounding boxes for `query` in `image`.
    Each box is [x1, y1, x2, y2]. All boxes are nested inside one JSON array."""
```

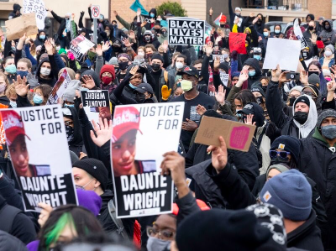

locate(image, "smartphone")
[[286, 72, 299, 81]]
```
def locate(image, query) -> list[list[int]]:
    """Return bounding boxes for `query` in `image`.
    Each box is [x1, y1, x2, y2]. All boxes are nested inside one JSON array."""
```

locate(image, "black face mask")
[[135, 92, 146, 103], [257, 20, 262, 25], [66, 125, 74, 142], [152, 63, 161, 71], [198, 70, 202, 77], [308, 26, 314, 31], [145, 36, 151, 42], [261, 86, 267, 92], [325, 25, 330, 30], [118, 61, 128, 70], [308, 71, 319, 77], [256, 96, 264, 105], [220, 24, 225, 28], [271, 157, 290, 165], [289, 97, 296, 106], [294, 111, 308, 124]]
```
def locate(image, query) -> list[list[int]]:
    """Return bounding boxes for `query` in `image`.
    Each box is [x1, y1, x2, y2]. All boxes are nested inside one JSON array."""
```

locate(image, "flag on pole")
[[130, 0, 149, 16]]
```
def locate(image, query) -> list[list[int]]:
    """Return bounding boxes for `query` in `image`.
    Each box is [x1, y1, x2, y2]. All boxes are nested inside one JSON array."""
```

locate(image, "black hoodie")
[[8, 4, 21, 19], [243, 58, 262, 89], [64, 106, 83, 156], [34, 30, 47, 47], [35, 57, 57, 87]]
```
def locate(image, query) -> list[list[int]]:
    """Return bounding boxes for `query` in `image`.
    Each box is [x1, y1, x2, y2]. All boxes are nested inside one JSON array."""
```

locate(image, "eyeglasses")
[[146, 226, 175, 240], [269, 150, 291, 160]]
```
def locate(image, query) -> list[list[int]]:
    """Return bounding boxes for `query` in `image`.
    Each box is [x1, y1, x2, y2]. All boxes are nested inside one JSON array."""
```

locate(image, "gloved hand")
[[161, 85, 172, 101]]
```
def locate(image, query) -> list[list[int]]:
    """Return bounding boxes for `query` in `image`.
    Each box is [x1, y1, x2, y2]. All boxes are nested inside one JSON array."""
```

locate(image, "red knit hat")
[[219, 15, 227, 23], [100, 65, 115, 81]]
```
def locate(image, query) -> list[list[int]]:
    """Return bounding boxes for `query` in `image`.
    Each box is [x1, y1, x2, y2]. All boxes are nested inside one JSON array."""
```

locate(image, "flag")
[[214, 13, 222, 27], [130, 0, 149, 16]]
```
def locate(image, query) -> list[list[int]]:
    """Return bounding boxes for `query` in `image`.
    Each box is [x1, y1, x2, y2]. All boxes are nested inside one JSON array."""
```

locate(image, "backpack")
[[0, 204, 21, 233]]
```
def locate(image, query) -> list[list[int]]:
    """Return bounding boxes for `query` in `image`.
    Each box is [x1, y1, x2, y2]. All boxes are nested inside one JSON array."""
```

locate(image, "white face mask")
[[325, 50, 333, 57], [181, 80, 193, 92], [176, 62, 184, 69], [56, 46, 61, 51], [223, 53, 229, 59], [40, 67, 51, 76], [138, 51, 145, 57]]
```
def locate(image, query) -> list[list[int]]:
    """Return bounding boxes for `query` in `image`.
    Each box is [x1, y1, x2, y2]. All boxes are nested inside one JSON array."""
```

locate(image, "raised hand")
[[81, 75, 96, 89], [207, 136, 228, 174], [90, 118, 112, 147], [196, 104, 206, 116], [244, 114, 256, 125], [215, 85, 226, 105], [14, 76, 29, 97]]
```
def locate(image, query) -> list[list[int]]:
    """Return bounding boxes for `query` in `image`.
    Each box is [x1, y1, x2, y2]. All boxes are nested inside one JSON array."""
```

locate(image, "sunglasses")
[[269, 150, 291, 159]]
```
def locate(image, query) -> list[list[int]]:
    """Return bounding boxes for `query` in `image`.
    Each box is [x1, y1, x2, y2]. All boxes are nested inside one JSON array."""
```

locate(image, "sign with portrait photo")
[[81, 90, 111, 124], [0, 105, 78, 212], [111, 102, 185, 218]]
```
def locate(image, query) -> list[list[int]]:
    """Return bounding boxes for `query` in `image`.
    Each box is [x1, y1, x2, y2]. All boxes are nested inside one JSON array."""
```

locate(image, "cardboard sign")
[[229, 32, 247, 54], [111, 103, 184, 218], [5, 13, 38, 41], [70, 35, 95, 61], [23, 0, 47, 30], [168, 17, 205, 46], [91, 5, 101, 19], [195, 116, 256, 152], [263, 38, 301, 71], [47, 69, 72, 105], [0, 105, 78, 211], [81, 90, 111, 124]]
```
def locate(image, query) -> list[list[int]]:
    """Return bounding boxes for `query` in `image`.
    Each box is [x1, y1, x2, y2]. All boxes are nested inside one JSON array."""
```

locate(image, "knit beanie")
[[231, 71, 240, 78], [316, 109, 336, 129], [293, 95, 310, 108], [176, 209, 275, 251], [69, 150, 79, 165], [219, 15, 227, 23], [76, 189, 102, 216], [151, 53, 164, 63], [260, 169, 312, 221], [266, 163, 290, 178], [108, 57, 118, 66], [308, 73, 320, 86], [62, 80, 81, 102], [72, 158, 108, 190], [302, 84, 319, 97], [289, 85, 303, 94], [58, 67, 76, 80], [251, 82, 265, 97], [326, 44, 335, 53], [271, 136, 300, 165], [117, 53, 131, 61], [99, 64, 115, 81], [219, 62, 229, 73]]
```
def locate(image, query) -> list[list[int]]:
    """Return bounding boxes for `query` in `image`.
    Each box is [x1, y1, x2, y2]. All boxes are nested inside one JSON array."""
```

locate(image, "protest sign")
[[47, 69, 72, 105], [220, 72, 229, 86], [5, 13, 38, 41], [195, 116, 256, 152], [263, 38, 301, 71], [70, 35, 95, 61], [0, 105, 77, 211], [168, 17, 205, 46], [81, 90, 111, 124], [23, 0, 47, 30], [212, 54, 226, 63], [229, 32, 247, 54], [294, 18, 308, 49], [111, 103, 184, 218]]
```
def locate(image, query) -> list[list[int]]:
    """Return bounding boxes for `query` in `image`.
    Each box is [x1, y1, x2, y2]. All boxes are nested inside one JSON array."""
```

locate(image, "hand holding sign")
[[207, 136, 228, 174], [37, 202, 53, 227]]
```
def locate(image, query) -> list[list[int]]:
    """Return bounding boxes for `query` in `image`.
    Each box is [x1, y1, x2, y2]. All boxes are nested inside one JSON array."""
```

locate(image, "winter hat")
[[293, 95, 310, 108], [69, 150, 79, 165], [308, 73, 320, 86], [58, 48, 66, 55], [316, 109, 336, 129], [289, 85, 303, 94], [62, 80, 81, 102], [219, 62, 229, 73], [144, 30, 152, 36], [58, 67, 76, 80], [99, 64, 115, 81], [72, 158, 109, 190], [117, 53, 131, 61], [260, 169, 312, 221], [235, 7, 242, 12], [323, 69, 331, 77], [219, 15, 227, 23], [251, 82, 265, 97], [246, 203, 287, 248], [108, 57, 118, 67], [151, 53, 164, 63], [325, 44, 335, 53], [270, 136, 300, 164], [176, 209, 275, 251], [266, 163, 290, 178], [231, 71, 240, 78], [302, 84, 319, 97], [80, 70, 100, 88], [239, 102, 265, 127], [137, 83, 154, 94], [76, 189, 102, 216]]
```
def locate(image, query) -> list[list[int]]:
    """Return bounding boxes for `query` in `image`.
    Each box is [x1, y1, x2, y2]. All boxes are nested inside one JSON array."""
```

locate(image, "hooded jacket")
[[35, 57, 57, 87], [80, 70, 101, 89], [34, 30, 47, 47], [266, 82, 317, 139], [243, 58, 262, 89], [8, 4, 21, 19], [299, 127, 336, 250], [65, 106, 83, 156], [320, 20, 336, 46]]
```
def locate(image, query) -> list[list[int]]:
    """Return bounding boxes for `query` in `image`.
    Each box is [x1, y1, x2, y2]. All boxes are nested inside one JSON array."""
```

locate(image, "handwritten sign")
[[229, 32, 247, 54], [23, 0, 47, 30], [195, 116, 255, 152], [220, 72, 229, 86]]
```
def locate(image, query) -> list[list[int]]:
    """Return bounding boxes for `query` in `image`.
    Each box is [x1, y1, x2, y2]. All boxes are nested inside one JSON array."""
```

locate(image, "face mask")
[[112, 24, 117, 28], [0, 84, 6, 93], [135, 92, 146, 103], [146, 236, 170, 251], [256, 96, 264, 105], [263, 32, 268, 37], [271, 156, 290, 165], [176, 62, 184, 69], [235, 12, 241, 16], [223, 53, 229, 59], [181, 80, 193, 92], [138, 51, 145, 57], [5, 64, 16, 74], [163, 31, 167, 36], [275, 30, 280, 34], [40, 67, 51, 76], [152, 63, 161, 71], [236, 109, 242, 116], [64, 104, 74, 108], [253, 55, 261, 61], [321, 125, 336, 140], [289, 97, 296, 106], [198, 70, 202, 77], [11, 47, 16, 52], [325, 51, 333, 57], [145, 36, 151, 42], [79, 87, 89, 92], [33, 94, 43, 104], [10, 101, 17, 108], [65, 124, 74, 142], [17, 71, 28, 78], [309, 26, 314, 31], [294, 111, 308, 124], [249, 70, 256, 77], [39, 35, 46, 40], [76, 179, 94, 190], [150, 13, 155, 18], [325, 25, 330, 29], [56, 46, 61, 51], [105, 30, 110, 36], [102, 76, 113, 85], [220, 24, 225, 28], [88, 51, 96, 60], [129, 83, 137, 89], [146, 53, 153, 59], [118, 61, 128, 70], [261, 86, 267, 92]]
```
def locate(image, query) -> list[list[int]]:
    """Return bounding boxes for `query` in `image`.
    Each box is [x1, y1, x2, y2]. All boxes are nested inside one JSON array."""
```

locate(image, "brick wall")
[[308, 1, 332, 20]]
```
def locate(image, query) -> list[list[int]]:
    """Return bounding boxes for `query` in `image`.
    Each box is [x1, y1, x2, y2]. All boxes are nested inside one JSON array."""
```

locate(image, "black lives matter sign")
[[168, 18, 205, 46]]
